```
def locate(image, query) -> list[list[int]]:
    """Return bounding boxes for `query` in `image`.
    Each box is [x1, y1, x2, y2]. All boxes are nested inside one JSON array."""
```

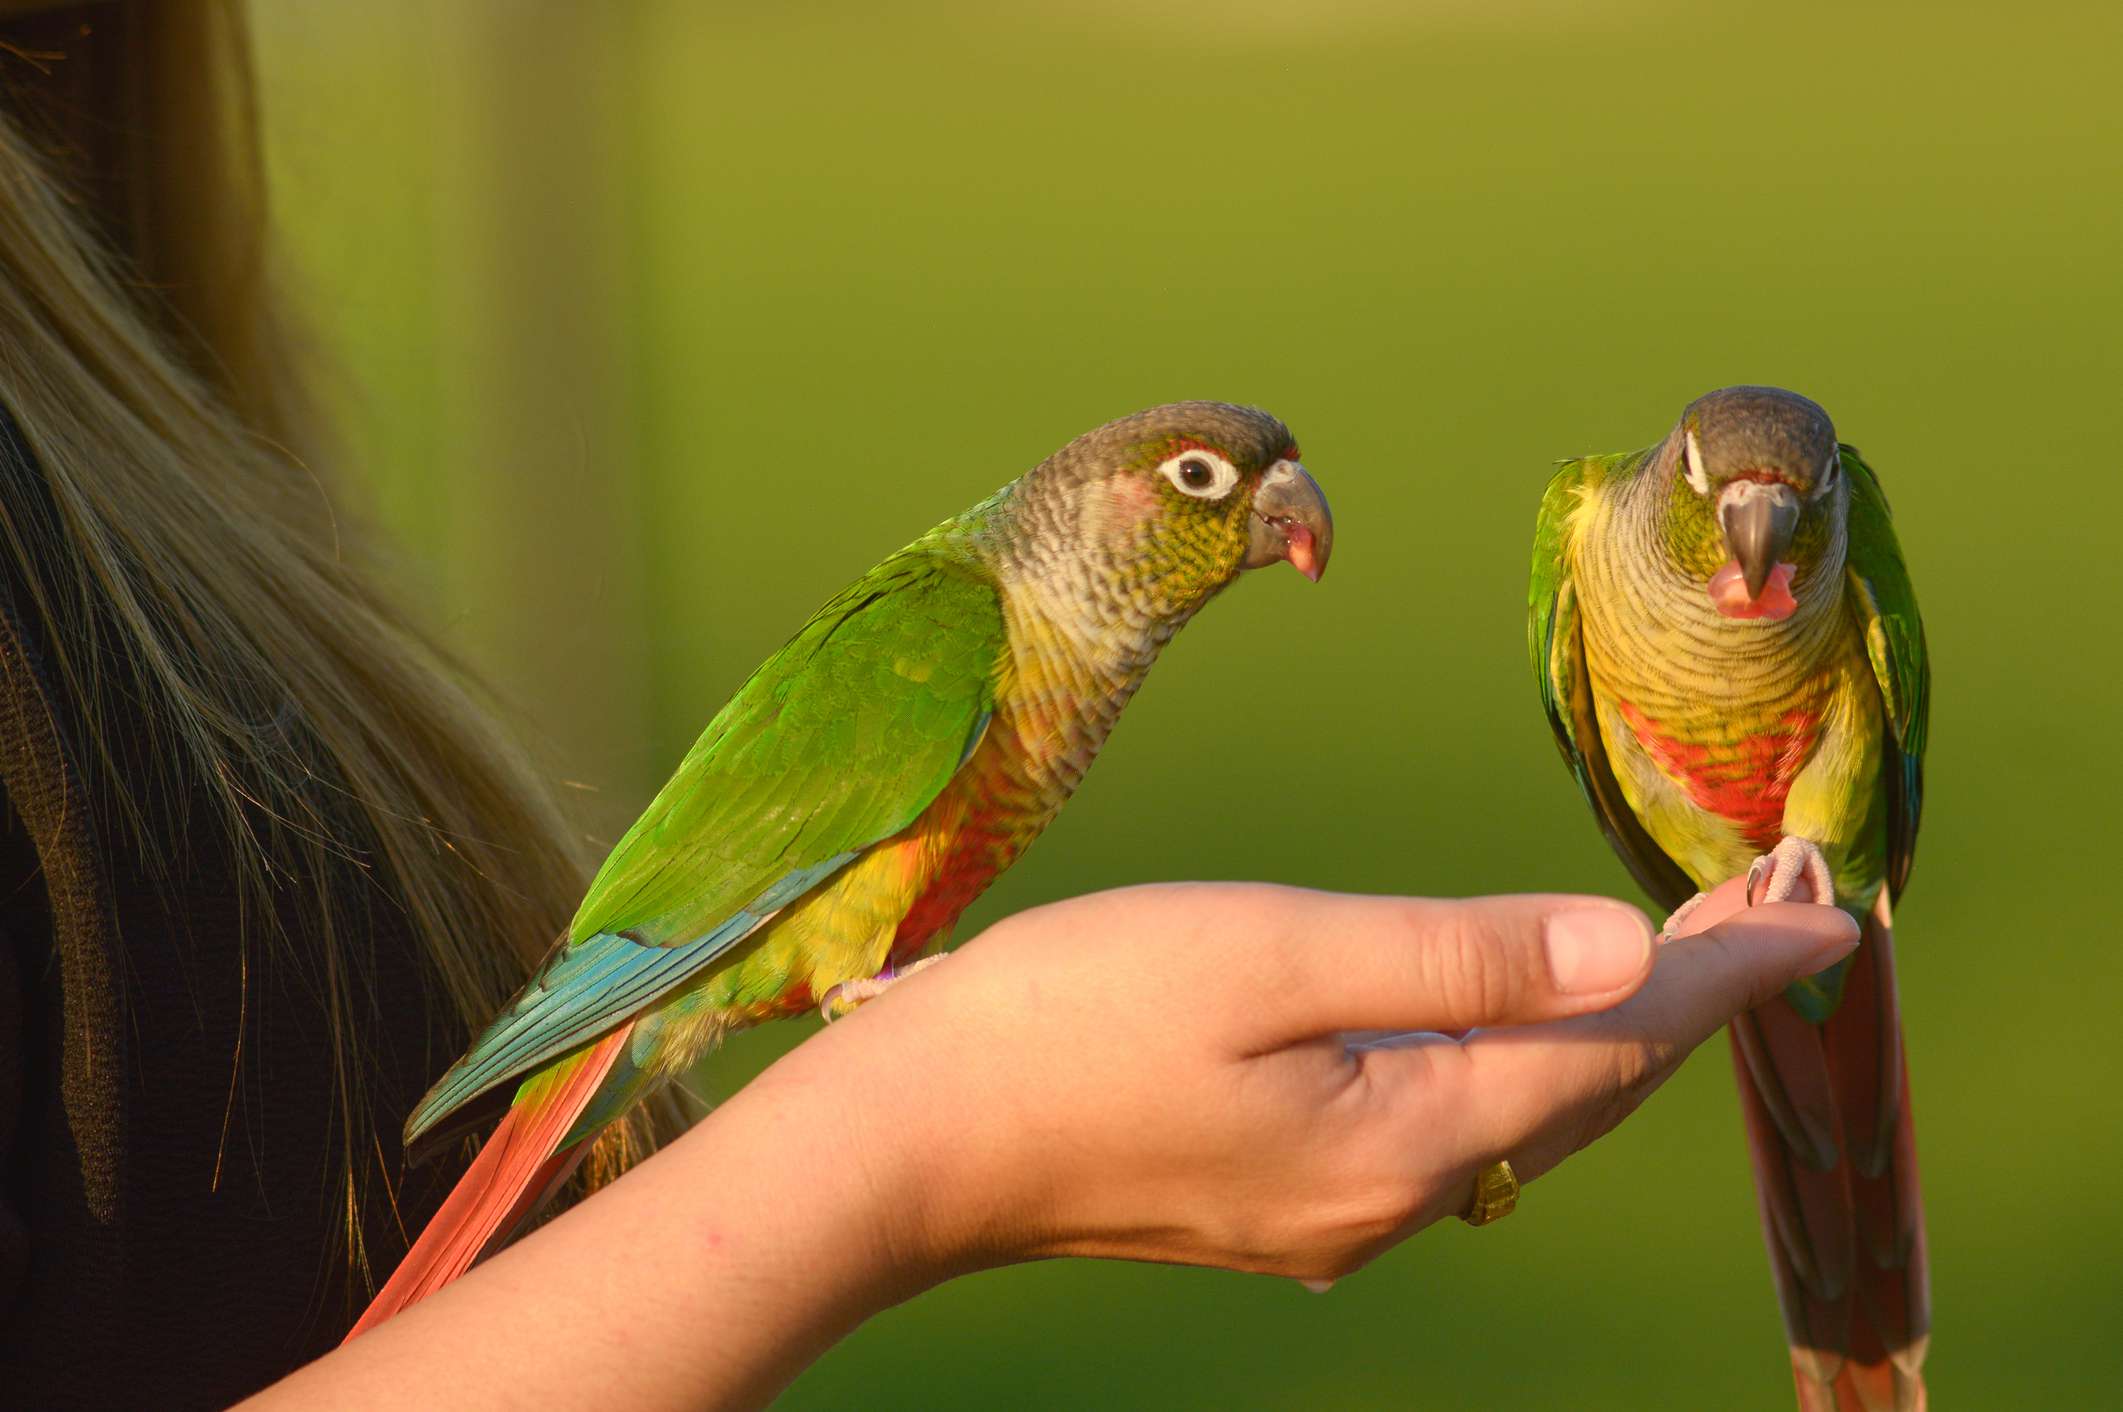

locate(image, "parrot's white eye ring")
[[1157, 449, 1240, 500], [1817, 450, 1841, 497], [1682, 429, 1711, 495]]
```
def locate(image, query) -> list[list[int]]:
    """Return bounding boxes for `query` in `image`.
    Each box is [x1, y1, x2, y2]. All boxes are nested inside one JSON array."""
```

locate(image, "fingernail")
[[1545, 907, 1652, 994], [1299, 1278, 1335, 1295], [1812, 917, 1862, 964]]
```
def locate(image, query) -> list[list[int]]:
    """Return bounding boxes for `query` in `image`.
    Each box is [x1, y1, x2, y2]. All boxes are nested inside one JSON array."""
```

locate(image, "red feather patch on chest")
[[889, 790, 1025, 964], [891, 855, 1002, 962], [1616, 698, 1824, 851]]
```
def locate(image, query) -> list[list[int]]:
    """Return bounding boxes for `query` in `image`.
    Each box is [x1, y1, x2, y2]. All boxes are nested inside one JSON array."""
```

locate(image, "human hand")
[[777, 877, 1855, 1288], [256, 876, 1851, 1412]]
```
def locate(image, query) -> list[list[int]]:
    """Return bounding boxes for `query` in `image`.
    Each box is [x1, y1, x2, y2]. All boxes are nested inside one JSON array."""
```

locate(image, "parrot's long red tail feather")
[[1731, 895, 1928, 1412], [344, 1026, 632, 1342]]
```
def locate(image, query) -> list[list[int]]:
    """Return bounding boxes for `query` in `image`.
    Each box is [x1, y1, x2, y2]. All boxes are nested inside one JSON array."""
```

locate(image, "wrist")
[[732, 999, 1052, 1295], [702, 1030, 965, 1312]]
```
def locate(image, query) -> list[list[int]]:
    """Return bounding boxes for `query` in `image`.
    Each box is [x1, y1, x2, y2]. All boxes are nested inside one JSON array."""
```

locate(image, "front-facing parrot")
[[1528, 387, 1929, 1411], [348, 401, 1332, 1337]]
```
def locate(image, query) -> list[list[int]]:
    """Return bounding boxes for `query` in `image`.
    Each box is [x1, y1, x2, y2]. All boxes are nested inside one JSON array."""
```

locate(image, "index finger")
[[1666, 876, 1751, 939], [1423, 901, 1860, 1182]]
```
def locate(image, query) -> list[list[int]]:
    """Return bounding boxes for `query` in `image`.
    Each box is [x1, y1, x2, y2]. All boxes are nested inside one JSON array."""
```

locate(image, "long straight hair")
[[0, 3, 665, 1284]]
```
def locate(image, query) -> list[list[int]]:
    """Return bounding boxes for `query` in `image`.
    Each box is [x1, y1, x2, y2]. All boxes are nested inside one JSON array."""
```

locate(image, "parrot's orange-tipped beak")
[[1711, 478, 1801, 620], [1280, 521, 1324, 581], [1716, 478, 1799, 599], [1244, 460, 1333, 581]]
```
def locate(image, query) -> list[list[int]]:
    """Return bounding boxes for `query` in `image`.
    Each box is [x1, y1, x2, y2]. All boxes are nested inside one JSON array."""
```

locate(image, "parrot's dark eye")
[[1155, 448, 1240, 500]]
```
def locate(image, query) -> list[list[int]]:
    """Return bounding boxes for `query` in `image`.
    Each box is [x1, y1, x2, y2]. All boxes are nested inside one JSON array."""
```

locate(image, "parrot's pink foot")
[[1663, 891, 1713, 935], [820, 954, 946, 1023], [1745, 836, 1836, 908]]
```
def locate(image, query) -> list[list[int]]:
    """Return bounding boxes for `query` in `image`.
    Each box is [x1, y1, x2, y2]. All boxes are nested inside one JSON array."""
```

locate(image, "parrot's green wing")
[[570, 552, 1002, 947], [406, 549, 1004, 1150], [1530, 452, 1694, 911], [1839, 444, 1928, 898]]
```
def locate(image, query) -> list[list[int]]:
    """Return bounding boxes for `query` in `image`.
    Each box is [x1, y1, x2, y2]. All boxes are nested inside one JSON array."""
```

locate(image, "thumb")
[[1263, 893, 1657, 1045]]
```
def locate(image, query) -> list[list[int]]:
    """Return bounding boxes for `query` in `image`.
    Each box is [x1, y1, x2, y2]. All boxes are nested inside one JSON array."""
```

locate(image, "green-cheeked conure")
[[348, 401, 1332, 1338], [1529, 386, 1929, 1411]]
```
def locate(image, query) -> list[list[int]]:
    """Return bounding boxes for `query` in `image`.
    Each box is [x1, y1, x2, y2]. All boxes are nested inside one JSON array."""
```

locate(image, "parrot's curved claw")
[[1745, 836, 1836, 908], [819, 953, 948, 1023]]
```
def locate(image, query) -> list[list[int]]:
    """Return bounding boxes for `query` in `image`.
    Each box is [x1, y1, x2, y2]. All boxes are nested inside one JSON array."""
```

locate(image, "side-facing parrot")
[[348, 401, 1332, 1338], [1527, 387, 1929, 1411]]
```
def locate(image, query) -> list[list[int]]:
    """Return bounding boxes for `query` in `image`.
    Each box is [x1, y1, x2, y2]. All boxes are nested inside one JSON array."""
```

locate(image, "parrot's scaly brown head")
[[1663, 385, 1845, 622], [1017, 400, 1332, 628]]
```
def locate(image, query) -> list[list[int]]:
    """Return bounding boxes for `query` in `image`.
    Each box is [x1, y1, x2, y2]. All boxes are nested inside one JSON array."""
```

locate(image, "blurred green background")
[[254, 1, 2119, 1406]]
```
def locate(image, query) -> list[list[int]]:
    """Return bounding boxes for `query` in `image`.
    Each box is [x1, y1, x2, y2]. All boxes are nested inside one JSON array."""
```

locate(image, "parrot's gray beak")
[[1244, 460, 1333, 581], [1717, 479, 1801, 599]]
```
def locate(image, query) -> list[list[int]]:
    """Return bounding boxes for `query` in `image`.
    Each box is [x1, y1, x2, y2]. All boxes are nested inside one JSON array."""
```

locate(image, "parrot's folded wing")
[[405, 549, 1005, 1154], [402, 854, 861, 1154], [1529, 453, 1692, 911], [1840, 444, 1927, 897]]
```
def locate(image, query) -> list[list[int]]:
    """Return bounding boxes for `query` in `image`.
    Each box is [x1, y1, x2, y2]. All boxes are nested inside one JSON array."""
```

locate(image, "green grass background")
[[255, 2, 2120, 1405]]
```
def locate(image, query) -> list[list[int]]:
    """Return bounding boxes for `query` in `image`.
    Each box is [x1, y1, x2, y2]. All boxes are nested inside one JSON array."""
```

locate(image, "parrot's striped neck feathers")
[[995, 509, 1185, 680]]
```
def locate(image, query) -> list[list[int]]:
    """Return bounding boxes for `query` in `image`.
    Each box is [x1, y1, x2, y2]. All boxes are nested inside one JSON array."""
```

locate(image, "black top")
[[0, 451, 471, 1405]]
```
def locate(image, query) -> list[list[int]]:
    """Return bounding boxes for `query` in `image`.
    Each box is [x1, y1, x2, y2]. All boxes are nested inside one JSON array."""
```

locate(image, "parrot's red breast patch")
[[1617, 699, 1823, 851]]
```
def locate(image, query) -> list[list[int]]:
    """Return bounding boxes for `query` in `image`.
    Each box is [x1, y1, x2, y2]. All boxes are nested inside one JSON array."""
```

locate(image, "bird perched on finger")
[[348, 400, 1333, 1338], [1529, 386, 1929, 1411]]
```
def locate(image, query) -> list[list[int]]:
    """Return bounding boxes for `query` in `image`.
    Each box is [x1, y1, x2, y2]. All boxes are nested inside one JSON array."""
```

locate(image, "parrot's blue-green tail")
[[344, 1025, 632, 1341]]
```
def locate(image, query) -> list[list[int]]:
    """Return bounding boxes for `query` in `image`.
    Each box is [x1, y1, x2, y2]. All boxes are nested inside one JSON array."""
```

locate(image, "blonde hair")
[[0, 2, 661, 1286]]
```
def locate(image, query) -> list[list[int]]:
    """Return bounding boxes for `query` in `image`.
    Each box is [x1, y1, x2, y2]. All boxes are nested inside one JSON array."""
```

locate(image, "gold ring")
[[1460, 1160, 1519, 1226]]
